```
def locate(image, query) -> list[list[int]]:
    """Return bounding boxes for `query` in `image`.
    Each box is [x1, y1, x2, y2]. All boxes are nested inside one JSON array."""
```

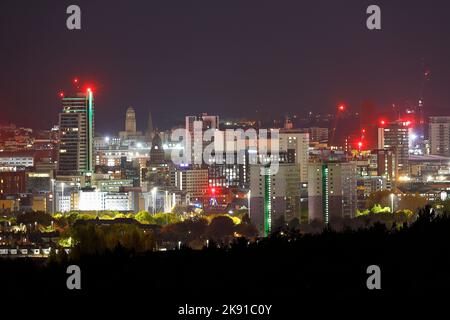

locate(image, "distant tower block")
[[125, 106, 137, 133]]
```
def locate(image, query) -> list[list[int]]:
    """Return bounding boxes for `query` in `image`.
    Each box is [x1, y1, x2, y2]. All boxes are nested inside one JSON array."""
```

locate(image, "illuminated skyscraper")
[[377, 121, 409, 173], [57, 88, 94, 176]]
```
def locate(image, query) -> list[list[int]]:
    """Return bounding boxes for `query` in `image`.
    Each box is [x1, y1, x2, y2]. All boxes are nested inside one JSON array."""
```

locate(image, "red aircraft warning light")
[[380, 119, 386, 126], [338, 104, 345, 111], [59, 92, 64, 98], [73, 78, 79, 84]]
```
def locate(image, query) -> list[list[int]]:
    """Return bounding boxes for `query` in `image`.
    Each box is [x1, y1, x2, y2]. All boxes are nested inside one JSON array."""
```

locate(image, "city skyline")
[[3, 1, 450, 308], [3, 1, 450, 133]]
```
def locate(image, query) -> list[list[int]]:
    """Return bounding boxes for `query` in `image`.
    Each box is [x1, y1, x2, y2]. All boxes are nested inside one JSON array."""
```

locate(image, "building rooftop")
[[409, 155, 450, 162]]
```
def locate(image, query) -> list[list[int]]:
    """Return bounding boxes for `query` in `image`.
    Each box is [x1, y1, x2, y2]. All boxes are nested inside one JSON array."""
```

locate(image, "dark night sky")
[[1, 0, 450, 134]]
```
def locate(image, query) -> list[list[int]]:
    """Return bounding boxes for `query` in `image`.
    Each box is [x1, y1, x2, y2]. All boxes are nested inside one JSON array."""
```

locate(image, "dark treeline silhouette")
[[1, 205, 449, 309]]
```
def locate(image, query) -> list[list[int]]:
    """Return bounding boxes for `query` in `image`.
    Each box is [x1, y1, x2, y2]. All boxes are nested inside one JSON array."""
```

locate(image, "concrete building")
[[0, 169, 26, 195], [142, 187, 188, 214], [0, 151, 34, 167], [170, 167, 209, 205], [308, 127, 329, 144], [357, 176, 387, 210], [279, 130, 309, 182], [378, 121, 409, 174], [77, 189, 133, 211], [249, 163, 302, 236], [369, 148, 397, 188], [308, 161, 357, 223], [429, 116, 450, 156]]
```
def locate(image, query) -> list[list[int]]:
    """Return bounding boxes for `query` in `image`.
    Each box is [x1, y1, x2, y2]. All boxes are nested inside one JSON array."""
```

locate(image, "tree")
[[16, 211, 53, 226], [235, 222, 258, 238], [287, 217, 300, 231], [135, 211, 154, 224], [206, 216, 235, 241], [365, 190, 392, 209], [397, 194, 427, 213]]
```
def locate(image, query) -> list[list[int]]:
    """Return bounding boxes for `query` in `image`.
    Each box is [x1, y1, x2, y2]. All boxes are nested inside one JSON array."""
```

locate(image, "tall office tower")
[[125, 106, 137, 133], [249, 163, 302, 237], [185, 114, 219, 164], [308, 161, 357, 224], [377, 121, 409, 174], [429, 116, 450, 156], [58, 88, 94, 176]]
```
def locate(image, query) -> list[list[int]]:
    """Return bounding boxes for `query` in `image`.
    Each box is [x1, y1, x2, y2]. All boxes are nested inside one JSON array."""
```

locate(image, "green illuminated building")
[[57, 90, 94, 177]]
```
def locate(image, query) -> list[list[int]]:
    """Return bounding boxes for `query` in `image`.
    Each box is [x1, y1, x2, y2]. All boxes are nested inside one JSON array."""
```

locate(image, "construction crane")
[[329, 103, 346, 147], [417, 64, 431, 139]]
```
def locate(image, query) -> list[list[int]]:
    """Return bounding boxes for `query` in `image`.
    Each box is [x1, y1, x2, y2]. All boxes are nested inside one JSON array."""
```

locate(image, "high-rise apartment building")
[[377, 121, 409, 174], [308, 161, 357, 223], [279, 130, 309, 182], [429, 116, 450, 156], [249, 163, 302, 236]]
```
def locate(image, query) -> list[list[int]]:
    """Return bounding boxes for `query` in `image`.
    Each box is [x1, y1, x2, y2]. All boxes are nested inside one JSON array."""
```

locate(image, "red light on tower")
[[73, 78, 79, 84], [357, 141, 363, 150], [338, 104, 345, 111], [380, 119, 386, 126], [59, 92, 64, 98], [362, 128, 366, 134]]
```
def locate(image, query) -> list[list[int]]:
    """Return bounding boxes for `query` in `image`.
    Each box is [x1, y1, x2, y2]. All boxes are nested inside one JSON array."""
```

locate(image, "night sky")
[[1, 0, 450, 134]]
